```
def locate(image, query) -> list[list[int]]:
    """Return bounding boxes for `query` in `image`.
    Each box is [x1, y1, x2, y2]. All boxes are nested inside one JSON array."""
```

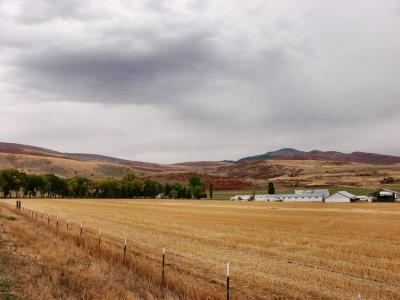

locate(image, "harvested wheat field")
[[2, 199, 400, 299]]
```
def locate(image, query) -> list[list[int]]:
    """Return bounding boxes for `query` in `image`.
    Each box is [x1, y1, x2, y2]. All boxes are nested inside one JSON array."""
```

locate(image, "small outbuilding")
[[230, 195, 252, 201], [371, 189, 398, 202], [325, 191, 357, 203], [356, 195, 372, 202]]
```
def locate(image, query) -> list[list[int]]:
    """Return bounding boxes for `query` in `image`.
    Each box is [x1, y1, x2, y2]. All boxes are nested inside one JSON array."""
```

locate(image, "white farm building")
[[325, 191, 357, 203], [230, 195, 252, 201], [230, 188, 377, 203], [253, 189, 329, 202]]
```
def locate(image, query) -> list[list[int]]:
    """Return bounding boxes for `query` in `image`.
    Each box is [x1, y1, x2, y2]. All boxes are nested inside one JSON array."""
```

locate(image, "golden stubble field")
[[4, 199, 400, 299]]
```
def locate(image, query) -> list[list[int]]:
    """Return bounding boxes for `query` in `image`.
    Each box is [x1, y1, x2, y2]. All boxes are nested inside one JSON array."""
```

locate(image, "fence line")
[[1, 200, 397, 299], [0, 201, 233, 299]]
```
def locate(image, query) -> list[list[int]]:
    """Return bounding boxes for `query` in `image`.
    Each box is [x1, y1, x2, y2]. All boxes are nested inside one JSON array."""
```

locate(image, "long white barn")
[[229, 189, 330, 202], [255, 190, 328, 202]]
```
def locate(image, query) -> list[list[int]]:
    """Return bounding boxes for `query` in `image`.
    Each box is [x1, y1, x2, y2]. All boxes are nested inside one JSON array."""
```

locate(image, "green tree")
[[101, 178, 122, 198], [0, 171, 4, 197], [182, 186, 191, 199], [188, 176, 206, 199], [170, 189, 178, 199], [164, 183, 172, 198], [54, 177, 69, 198], [122, 174, 144, 198], [88, 179, 103, 198], [169, 182, 184, 199], [122, 174, 136, 198], [189, 176, 201, 188], [267, 182, 275, 194], [209, 183, 214, 199], [43, 174, 66, 197], [24, 174, 44, 197], [37, 175, 47, 197], [143, 180, 162, 198], [132, 179, 145, 198], [68, 176, 90, 198], [0, 169, 25, 198]]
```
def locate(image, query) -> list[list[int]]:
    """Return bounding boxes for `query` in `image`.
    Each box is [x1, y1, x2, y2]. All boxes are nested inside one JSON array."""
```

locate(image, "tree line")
[[0, 169, 208, 199]]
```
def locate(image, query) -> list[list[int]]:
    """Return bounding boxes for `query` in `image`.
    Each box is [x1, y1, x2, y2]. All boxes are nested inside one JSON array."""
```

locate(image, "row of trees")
[[0, 169, 208, 199]]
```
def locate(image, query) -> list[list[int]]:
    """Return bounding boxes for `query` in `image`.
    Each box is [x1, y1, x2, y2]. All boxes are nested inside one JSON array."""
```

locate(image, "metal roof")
[[335, 191, 356, 199], [380, 188, 398, 194], [256, 193, 323, 198]]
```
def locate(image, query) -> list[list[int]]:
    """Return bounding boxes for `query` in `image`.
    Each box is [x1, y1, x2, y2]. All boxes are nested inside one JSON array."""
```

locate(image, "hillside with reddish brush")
[[0, 142, 69, 159], [0, 142, 181, 173], [1, 142, 400, 190], [238, 148, 400, 165]]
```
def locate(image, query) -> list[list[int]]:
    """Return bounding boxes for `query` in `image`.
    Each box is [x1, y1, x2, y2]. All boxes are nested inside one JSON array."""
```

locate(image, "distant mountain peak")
[[237, 148, 304, 162], [237, 148, 400, 165], [265, 148, 304, 156]]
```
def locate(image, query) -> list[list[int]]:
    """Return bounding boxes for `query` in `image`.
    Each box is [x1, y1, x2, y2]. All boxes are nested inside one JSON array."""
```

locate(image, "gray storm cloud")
[[0, 0, 399, 163]]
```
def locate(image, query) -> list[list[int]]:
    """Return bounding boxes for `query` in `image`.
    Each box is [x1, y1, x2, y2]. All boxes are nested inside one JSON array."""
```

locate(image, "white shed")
[[325, 191, 356, 203], [230, 195, 252, 201]]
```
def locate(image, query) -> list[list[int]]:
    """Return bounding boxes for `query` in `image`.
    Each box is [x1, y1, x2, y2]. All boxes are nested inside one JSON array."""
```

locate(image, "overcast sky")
[[0, 0, 399, 163]]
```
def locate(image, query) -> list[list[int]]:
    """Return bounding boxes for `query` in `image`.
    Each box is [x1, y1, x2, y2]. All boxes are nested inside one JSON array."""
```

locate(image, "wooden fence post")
[[98, 231, 101, 248], [67, 220, 69, 231], [56, 217, 59, 236], [80, 224, 83, 247], [226, 261, 230, 300], [162, 246, 166, 290], [123, 237, 127, 264], [35, 212, 37, 221], [47, 216, 50, 228]]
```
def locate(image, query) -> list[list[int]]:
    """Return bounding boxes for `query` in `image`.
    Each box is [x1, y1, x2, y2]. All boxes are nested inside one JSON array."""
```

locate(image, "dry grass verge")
[[4, 199, 400, 299], [0, 206, 222, 299]]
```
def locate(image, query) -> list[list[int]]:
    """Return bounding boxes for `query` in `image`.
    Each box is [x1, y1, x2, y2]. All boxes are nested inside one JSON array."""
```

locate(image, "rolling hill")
[[0, 142, 400, 190], [238, 148, 400, 165]]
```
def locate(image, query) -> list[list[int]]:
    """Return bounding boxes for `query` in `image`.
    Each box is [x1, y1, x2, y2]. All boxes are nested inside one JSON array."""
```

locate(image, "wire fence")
[[1, 201, 395, 299], [0, 201, 234, 300]]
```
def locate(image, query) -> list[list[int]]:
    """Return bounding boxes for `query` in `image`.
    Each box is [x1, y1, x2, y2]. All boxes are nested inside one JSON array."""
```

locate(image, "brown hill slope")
[[1, 142, 400, 189], [0, 142, 67, 158], [0, 142, 177, 173]]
